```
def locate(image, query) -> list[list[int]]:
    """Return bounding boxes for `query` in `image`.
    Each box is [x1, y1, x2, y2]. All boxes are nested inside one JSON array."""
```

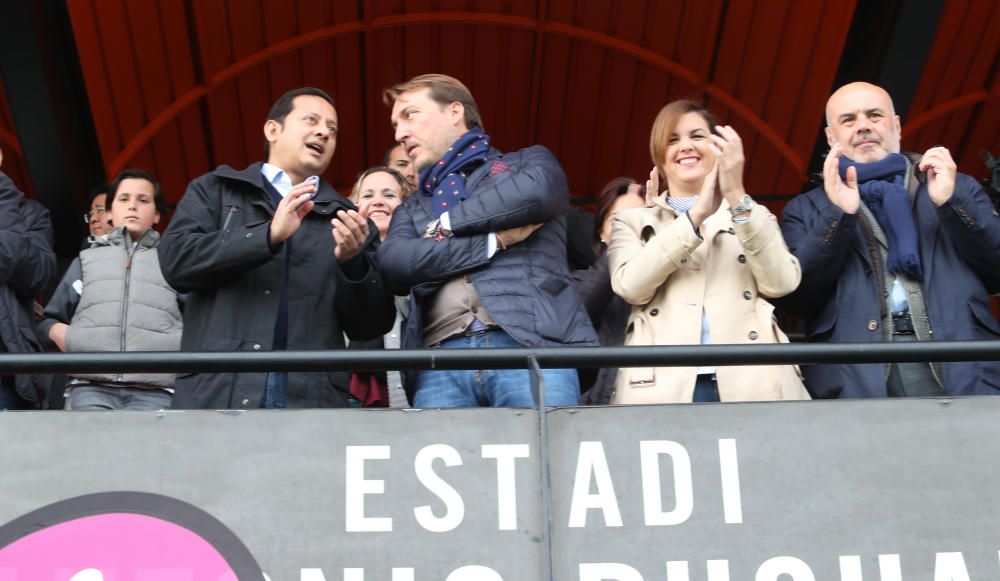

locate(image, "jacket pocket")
[[622, 314, 655, 386]]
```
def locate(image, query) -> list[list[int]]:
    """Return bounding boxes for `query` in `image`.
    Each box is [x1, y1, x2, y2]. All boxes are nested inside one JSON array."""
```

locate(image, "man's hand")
[[332, 209, 370, 262], [268, 180, 317, 245], [824, 142, 860, 214], [687, 164, 721, 228], [919, 146, 957, 206], [48, 323, 68, 352], [708, 125, 746, 204], [496, 223, 543, 250]]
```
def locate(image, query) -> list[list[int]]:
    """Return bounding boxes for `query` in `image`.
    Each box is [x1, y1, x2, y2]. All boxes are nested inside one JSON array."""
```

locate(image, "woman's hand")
[[687, 165, 720, 229], [708, 125, 746, 206], [644, 166, 661, 204]]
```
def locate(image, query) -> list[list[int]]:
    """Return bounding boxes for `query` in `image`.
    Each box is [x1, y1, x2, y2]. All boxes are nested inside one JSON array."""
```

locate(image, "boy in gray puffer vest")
[[39, 169, 182, 410]]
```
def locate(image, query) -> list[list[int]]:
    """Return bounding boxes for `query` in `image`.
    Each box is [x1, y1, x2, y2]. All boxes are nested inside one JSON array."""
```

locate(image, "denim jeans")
[[413, 329, 580, 408], [69, 385, 173, 411], [262, 372, 288, 409]]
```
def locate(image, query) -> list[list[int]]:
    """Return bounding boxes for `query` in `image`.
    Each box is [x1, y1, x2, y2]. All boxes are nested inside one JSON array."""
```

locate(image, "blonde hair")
[[350, 166, 413, 204], [649, 99, 718, 186], [383, 74, 483, 131]]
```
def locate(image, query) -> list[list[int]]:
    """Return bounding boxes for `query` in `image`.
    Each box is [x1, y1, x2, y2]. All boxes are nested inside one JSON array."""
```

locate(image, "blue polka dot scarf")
[[420, 130, 491, 218]]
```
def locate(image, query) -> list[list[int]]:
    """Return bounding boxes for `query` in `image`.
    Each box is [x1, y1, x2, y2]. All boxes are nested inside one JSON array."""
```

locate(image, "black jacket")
[[0, 171, 56, 402], [158, 163, 395, 408]]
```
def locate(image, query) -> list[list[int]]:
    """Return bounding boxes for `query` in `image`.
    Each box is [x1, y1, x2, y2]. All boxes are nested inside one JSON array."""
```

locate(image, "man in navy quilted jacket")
[[379, 74, 598, 408]]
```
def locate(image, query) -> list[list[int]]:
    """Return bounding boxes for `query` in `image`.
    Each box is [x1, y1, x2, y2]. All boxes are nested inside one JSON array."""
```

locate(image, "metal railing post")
[[528, 355, 555, 581]]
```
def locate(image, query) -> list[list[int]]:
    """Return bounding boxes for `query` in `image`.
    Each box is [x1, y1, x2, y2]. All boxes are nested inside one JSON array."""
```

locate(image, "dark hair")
[[383, 74, 483, 131], [87, 184, 108, 208], [263, 87, 336, 157], [594, 177, 645, 243], [383, 143, 405, 165], [649, 99, 719, 186], [107, 168, 165, 214]]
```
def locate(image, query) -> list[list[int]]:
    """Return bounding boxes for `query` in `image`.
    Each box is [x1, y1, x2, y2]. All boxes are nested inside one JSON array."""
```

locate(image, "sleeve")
[[0, 173, 57, 300], [335, 242, 397, 342], [776, 191, 858, 318], [157, 177, 278, 292], [38, 257, 83, 349], [572, 252, 615, 325], [377, 199, 492, 296], [608, 209, 703, 306], [732, 204, 801, 298], [934, 174, 1000, 292], [446, 146, 570, 235]]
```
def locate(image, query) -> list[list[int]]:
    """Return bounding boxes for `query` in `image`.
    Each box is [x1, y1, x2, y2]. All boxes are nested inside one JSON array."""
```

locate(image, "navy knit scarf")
[[840, 153, 923, 280], [420, 130, 491, 218]]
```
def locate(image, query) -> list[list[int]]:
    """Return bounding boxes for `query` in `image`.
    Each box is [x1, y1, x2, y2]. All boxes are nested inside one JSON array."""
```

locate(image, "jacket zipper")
[[117, 240, 137, 381], [222, 205, 239, 230]]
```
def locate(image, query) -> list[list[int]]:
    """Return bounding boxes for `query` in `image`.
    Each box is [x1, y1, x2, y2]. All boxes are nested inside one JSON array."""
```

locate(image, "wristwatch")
[[728, 194, 756, 217]]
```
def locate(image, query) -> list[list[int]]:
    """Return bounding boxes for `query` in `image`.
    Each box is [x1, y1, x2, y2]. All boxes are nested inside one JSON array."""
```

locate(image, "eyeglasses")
[[83, 208, 109, 223]]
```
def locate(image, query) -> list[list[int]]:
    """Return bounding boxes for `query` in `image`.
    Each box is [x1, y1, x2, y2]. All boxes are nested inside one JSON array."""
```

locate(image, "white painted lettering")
[[664, 560, 730, 581], [569, 442, 623, 528], [482, 444, 530, 531], [345, 445, 392, 532], [878, 554, 902, 581], [934, 552, 970, 581], [755, 557, 816, 581], [413, 444, 465, 532], [446, 565, 504, 580], [640, 440, 693, 526], [70, 570, 104, 581], [578, 562, 644, 581], [717, 439, 743, 524]]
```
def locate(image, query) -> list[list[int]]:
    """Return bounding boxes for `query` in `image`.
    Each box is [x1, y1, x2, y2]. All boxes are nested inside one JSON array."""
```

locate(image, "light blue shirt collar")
[[261, 163, 294, 198]]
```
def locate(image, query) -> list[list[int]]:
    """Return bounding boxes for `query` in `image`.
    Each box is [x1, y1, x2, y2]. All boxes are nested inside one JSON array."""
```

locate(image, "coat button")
[[245, 232, 253, 238], [867, 320, 879, 331], [264, 289, 271, 295], [241, 398, 250, 406], [738, 254, 746, 263], [748, 330, 759, 340], [649, 308, 659, 316], [743, 290, 752, 300], [680, 258, 688, 264], [253, 343, 262, 350], [728, 228, 735, 235]]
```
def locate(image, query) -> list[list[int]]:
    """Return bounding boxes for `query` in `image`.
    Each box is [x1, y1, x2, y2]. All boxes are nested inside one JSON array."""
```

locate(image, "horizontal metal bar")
[[1, 341, 999, 375]]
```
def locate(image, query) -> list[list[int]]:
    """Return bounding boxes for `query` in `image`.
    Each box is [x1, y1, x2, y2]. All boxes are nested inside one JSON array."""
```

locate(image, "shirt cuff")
[[440, 212, 451, 231], [487, 233, 498, 258]]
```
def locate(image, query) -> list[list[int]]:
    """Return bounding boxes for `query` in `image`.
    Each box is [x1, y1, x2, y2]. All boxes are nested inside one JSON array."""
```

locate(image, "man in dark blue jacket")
[[379, 74, 598, 408], [780, 82, 1000, 398], [0, 149, 57, 409]]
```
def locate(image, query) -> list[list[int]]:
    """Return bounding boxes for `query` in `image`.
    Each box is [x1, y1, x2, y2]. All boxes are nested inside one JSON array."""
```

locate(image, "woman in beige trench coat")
[[608, 100, 809, 404]]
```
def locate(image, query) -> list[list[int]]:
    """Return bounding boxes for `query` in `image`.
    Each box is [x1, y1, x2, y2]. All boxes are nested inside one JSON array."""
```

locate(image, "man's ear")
[[153, 211, 161, 226], [447, 102, 466, 129], [824, 126, 834, 148], [894, 114, 902, 142], [264, 120, 281, 145]]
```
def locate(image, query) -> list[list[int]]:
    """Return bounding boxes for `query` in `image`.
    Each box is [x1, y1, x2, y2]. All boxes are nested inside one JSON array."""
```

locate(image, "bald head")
[[824, 82, 901, 163]]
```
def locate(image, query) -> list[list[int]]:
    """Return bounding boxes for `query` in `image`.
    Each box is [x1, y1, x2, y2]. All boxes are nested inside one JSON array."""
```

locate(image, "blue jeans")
[[69, 385, 173, 410], [414, 329, 580, 408]]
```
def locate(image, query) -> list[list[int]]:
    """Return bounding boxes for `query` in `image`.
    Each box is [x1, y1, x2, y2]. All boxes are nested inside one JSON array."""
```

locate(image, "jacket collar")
[[650, 193, 736, 238], [212, 161, 355, 211], [93, 226, 160, 249]]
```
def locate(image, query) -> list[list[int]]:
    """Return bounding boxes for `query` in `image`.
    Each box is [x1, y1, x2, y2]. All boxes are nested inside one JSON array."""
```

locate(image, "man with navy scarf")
[[779, 82, 1000, 398], [378, 74, 598, 408]]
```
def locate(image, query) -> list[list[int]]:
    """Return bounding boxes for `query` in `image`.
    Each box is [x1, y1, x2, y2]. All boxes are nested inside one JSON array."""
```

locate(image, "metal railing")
[[2, 340, 1000, 375]]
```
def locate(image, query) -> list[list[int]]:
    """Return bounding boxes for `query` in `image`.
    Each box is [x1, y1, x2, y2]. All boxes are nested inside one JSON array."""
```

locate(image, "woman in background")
[[608, 100, 808, 404], [348, 166, 413, 407]]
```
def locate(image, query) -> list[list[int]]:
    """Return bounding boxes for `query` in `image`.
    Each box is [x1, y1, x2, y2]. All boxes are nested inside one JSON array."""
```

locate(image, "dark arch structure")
[[0, 0, 997, 258]]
